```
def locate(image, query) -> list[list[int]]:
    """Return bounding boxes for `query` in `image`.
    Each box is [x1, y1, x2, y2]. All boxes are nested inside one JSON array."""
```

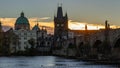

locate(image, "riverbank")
[[0, 56, 118, 68], [0, 52, 120, 65], [52, 54, 120, 65]]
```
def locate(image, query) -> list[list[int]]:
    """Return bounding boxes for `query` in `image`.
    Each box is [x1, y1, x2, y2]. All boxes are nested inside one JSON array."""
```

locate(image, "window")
[[57, 24, 59, 26], [61, 24, 64, 26], [24, 33, 27, 35], [24, 42, 27, 45], [24, 37, 27, 40]]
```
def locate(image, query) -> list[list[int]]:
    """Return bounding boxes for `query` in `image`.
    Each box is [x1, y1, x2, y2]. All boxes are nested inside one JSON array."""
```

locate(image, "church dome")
[[15, 12, 29, 25], [32, 24, 40, 31], [15, 12, 30, 30]]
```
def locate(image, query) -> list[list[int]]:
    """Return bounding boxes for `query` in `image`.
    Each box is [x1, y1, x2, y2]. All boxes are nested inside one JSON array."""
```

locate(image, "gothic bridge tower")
[[54, 5, 68, 42]]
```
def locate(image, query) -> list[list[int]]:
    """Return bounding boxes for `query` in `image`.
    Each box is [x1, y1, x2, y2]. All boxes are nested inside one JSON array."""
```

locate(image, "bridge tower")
[[54, 4, 68, 47]]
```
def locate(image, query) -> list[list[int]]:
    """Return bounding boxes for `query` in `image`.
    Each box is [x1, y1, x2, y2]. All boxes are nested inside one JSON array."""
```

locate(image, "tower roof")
[[57, 6, 63, 18], [32, 23, 40, 31]]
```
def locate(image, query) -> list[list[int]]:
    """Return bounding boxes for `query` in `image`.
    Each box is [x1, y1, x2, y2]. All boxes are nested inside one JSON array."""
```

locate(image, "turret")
[[85, 24, 88, 30], [65, 12, 68, 20], [0, 21, 2, 31], [105, 20, 108, 29]]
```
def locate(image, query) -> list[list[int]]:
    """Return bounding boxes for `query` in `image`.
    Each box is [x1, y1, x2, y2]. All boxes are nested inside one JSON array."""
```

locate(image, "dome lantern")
[[21, 11, 24, 17]]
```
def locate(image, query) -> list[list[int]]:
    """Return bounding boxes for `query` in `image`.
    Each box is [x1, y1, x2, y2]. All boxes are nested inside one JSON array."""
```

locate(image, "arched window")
[[93, 40, 102, 48], [114, 38, 120, 48]]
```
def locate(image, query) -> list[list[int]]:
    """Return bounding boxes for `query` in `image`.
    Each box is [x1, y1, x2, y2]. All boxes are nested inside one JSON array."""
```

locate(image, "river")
[[0, 56, 119, 68]]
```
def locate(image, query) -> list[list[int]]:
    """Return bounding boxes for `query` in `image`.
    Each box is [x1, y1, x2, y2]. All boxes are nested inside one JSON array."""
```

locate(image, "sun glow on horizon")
[[0, 18, 120, 33], [68, 20, 105, 30]]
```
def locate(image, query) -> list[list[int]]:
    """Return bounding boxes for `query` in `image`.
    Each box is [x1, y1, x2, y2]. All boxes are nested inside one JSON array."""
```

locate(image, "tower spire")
[[65, 12, 68, 19], [0, 21, 2, 31], [105, 20, 108, 29], [57, 4, 63, 18], [85, 24, 88, 30]]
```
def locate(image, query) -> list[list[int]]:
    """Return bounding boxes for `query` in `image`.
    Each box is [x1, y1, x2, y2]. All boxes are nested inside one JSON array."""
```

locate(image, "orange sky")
[[1, 18, 120, 34]]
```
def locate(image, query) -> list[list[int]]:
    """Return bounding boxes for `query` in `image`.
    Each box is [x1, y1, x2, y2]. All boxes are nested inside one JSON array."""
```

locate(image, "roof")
[[32, 24, 40, 31], [15, 12, 29, 25], [69, 29, 100, 35]]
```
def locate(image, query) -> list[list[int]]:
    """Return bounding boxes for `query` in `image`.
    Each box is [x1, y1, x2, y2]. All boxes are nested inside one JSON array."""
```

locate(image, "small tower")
[[54, 5, 68, 41], [85, 24, 88, 31], [105, 20, 108, 30], [0, 21, 3, 33], [0, 21, 2, 31]]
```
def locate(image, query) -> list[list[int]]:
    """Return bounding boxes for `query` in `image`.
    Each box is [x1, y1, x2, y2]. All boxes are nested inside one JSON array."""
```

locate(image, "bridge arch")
[[78, 42, 84, 55], [113, 35, 120, 47], [93, 40, 102, 48], [78, 42, 84, 49], [92, 40, 102, 56], [114, 38, 120, 48], [112, 35, 120, 59]]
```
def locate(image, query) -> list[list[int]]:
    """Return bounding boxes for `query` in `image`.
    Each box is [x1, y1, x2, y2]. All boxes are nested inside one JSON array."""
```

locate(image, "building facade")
[[14, 29, 37, 51], [14, 12, 51, 52]]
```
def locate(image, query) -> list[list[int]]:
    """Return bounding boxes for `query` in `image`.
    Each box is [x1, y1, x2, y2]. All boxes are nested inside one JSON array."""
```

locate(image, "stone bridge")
[[89, 29, 120, 48], [75, 28, 120, 59]]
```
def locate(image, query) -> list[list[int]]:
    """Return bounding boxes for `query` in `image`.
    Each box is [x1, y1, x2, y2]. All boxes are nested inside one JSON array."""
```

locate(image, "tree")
[[26, 38, 36, 55], [28, 38, 35, 49]]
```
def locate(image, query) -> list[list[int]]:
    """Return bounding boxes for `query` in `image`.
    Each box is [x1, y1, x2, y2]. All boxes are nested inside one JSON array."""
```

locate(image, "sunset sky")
[[0, 0, 120, 33]]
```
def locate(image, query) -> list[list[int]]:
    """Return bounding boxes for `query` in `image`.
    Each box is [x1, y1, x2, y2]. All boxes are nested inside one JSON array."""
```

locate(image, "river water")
[[0, 56, 119, 68]]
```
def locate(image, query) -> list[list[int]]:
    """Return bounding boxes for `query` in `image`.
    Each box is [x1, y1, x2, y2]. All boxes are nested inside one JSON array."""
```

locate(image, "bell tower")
[[54, 5, 68, 42]]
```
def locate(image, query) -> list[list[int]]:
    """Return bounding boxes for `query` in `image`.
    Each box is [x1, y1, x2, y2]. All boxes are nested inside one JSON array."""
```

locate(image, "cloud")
[[68, 20, 120, 30], [39, 17, 51, 20], [30, 17, 52, 22]]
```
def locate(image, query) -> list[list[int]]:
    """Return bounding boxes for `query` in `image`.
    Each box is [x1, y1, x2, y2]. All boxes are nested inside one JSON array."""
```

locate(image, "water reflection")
[[0, 56, 119, 68]]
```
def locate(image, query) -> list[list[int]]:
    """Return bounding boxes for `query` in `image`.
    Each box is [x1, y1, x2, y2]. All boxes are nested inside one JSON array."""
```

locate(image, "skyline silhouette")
[[1, 0, 120, 33]]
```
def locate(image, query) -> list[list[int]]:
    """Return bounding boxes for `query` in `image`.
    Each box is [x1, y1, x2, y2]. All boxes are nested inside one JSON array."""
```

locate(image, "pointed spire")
[[85, 24, 87, 30], [65, 12, 68, 19], [0, 21, 1, 25], [57, 4, 63, 18], [42, 26, 43, 30], [36, 18, 38, 25], [54, 11, 56, 19], [37, 23, 39, 26], [0, 21, 2, 30], [21, 11, 24, 17], [105, 20, 108, 29], [108, 24, 110, 29]]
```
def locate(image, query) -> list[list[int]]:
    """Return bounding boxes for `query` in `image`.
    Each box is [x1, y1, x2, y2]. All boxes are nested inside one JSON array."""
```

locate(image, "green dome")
[[15, 12, 29, 25], [32, 24, 40, 30]]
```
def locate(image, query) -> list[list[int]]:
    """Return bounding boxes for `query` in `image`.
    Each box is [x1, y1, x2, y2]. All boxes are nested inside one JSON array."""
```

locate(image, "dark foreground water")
[[0, 56, 119, 68]]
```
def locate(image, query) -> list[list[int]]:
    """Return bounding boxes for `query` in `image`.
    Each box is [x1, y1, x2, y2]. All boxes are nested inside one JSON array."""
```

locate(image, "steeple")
[[108, 24, 110, 29], [65, 12, 68, 19], [21, 11, 24, 17], [57, 4, 63, 18], [0, 21, 2, 31], [85, 24, 88, 30], [105, 20, 108, 29]]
